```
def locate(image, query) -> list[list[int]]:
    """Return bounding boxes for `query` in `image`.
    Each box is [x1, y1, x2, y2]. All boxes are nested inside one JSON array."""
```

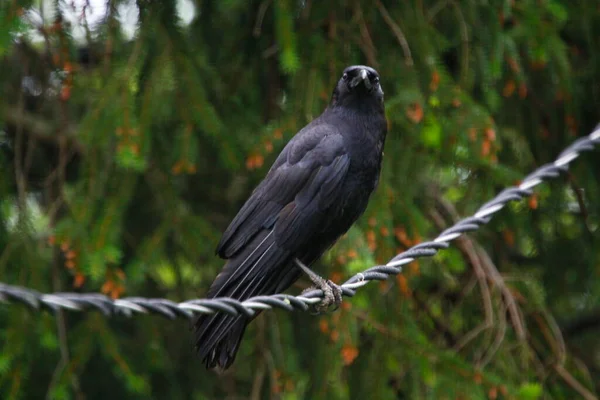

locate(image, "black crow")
[[195, 65, 387, 369]]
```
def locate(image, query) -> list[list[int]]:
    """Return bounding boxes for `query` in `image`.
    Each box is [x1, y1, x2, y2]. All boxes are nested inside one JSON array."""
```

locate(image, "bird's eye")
[[342, 73, 349, 81], [372, 76, 380, 84]]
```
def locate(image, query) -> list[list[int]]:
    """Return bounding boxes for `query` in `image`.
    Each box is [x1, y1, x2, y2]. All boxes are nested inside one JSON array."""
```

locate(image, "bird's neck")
[[323, 105, 387, 153], [329, 97, 384, 117], [328, 103, 386, 133]]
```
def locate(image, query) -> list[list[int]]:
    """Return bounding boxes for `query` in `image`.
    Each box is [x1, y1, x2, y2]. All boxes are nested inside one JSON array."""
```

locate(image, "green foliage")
[[0, 0, 599, 399], [518, 382, 543, 400]]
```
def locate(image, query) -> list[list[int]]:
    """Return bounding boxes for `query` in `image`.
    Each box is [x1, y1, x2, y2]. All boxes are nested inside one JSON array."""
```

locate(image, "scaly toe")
[[301, 285, 326, 314], [326, 280, 343, 311], [315, 280, 343, 314], [301, 279, 344, 314]]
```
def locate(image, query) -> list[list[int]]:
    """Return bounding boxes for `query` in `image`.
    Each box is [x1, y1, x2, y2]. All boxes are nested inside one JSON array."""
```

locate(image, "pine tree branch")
[[1, 105, 83, 153]]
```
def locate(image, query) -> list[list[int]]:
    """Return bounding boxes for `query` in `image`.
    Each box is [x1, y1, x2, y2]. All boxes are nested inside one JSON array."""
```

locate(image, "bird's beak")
[[350, 69, 372, 90]]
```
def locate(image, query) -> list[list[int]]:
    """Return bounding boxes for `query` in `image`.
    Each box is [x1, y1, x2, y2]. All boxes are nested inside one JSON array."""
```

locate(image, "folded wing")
[[195, 125, 351, 368]]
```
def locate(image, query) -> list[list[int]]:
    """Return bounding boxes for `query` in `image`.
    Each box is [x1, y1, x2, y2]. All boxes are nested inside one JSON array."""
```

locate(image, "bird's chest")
[[347, 134, 384, 190], [327, 150, 382, 224], [323, 114, 386, 227]]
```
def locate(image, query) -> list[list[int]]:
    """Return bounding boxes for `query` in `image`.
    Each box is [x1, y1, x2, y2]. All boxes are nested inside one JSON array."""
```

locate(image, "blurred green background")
[[1, 0, 599, 399]]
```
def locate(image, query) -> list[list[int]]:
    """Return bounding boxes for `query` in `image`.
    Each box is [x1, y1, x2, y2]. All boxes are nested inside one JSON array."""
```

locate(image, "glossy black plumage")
[[194, 65, 387, 369]]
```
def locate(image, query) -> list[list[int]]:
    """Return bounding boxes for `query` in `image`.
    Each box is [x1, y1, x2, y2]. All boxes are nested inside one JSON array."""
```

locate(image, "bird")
[[194, 65, 387, 370]]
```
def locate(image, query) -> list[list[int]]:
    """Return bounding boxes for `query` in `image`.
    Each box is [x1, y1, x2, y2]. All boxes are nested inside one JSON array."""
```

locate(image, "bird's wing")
[[216, 123, 350, 258]]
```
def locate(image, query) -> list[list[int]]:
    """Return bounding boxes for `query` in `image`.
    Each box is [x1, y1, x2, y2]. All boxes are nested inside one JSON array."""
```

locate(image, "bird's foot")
[[295, 258, 343, 314], [301, 279, 343, 314]]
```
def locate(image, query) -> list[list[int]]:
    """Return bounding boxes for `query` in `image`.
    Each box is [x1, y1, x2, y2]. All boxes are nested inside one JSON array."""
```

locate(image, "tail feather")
[[194, 230, 294, 369]]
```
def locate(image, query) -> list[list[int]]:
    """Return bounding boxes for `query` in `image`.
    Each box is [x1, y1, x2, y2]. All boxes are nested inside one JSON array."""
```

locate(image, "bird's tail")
[[194, 230, 296, 369]]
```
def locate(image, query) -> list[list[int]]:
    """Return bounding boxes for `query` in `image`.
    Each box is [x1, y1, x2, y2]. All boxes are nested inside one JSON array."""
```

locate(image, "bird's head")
[[330, 65, 384, 110]]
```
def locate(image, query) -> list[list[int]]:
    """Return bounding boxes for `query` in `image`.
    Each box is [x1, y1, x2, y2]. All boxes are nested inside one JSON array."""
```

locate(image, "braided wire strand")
[[1, 125, 599, 320]]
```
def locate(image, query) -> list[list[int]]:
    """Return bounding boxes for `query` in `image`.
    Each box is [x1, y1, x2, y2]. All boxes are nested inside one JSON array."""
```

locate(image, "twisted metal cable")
[[1, 125, 599, 320]]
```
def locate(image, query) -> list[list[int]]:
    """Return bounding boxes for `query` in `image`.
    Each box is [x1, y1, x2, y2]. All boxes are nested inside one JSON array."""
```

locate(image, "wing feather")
[[216, 126, 349, 258]]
